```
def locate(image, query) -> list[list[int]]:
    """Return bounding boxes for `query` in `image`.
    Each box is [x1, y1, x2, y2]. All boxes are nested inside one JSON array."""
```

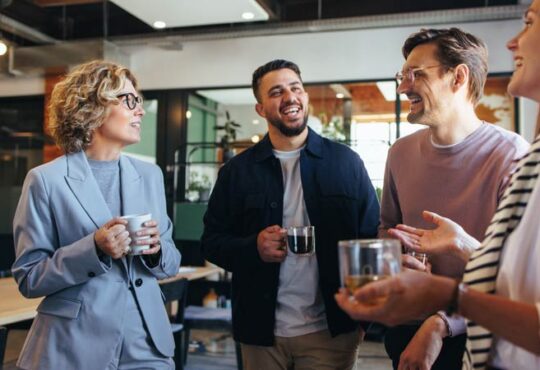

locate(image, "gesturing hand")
[[389, 210, 480, 263], [257, 225, 287, 263], [94, 218, 130, 259]]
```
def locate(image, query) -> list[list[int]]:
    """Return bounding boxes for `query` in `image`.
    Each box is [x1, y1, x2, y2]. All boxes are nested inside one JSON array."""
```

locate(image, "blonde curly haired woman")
[[12, 60, 181, 370]]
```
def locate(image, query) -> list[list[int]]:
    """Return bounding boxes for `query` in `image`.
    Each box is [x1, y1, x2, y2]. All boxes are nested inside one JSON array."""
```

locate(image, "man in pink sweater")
[[379, 28, 529, 370]]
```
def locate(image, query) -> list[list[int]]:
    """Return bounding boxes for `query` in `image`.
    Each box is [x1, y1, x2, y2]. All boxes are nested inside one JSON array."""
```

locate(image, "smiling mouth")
[[408, 94, 422, 106], [514, 58, 523, 69], [281, 105, 302, 118], [130, 122, 141, 128]]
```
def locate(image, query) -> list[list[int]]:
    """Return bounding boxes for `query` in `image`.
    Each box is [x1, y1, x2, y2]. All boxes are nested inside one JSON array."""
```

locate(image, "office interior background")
[[0, 0, 537, 268]]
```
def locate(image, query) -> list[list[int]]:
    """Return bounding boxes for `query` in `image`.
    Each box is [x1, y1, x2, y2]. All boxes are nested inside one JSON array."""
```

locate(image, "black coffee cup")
[[286, 226, 315, 256]]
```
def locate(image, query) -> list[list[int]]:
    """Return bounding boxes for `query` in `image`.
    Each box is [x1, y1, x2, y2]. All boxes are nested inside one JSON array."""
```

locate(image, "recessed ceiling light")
[[186, 110, 192, 119], [153, 21, 167, 29], [336, 93, 344, 99], [242, 12, 255, 20], [252, 119, 259, 125], [251, 135, 260, 143], [0, 41, 7, 56]]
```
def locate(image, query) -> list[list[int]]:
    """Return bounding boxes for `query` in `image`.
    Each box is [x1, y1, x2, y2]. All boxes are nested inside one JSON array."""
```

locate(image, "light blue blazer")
[[12, 151, 181, 370]]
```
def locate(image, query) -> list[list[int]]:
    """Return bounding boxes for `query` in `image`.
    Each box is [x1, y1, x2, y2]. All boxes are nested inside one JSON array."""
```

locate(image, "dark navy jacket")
[[201, 128, 380, 346]]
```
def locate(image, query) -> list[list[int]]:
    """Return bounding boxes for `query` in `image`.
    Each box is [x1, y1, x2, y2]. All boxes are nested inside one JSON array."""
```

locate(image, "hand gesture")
[[257, 225, 287, 263], [389, 211, 479, 263], [94, 218, 130, 259]]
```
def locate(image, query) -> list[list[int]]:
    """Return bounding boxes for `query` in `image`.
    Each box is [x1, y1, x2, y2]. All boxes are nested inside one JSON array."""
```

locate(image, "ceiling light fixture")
[[252, 119, 259, 125], [0, 40, 7, 56], [153, 21, 167, 29], [330, 84, 351, 99], [242, 12, 255, 20]]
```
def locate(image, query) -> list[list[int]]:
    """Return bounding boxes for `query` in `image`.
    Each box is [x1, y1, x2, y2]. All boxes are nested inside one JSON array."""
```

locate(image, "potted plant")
[[186, 171, 212, 202], [215, 111, 241, 162]]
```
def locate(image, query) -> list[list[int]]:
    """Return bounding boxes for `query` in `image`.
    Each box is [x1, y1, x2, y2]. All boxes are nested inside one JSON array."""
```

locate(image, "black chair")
[[160, 278, 189, 370], [183, 305, 243, 370], [0, 326, 7, 370]]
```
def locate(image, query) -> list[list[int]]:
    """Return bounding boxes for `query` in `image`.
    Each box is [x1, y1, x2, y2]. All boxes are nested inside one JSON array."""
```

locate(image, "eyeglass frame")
[[117, 92, 144, 110], [395, 64, 446, 85]]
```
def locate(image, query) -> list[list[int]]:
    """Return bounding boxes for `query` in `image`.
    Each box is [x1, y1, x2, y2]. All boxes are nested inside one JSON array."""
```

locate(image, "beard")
[[268, 114, 309, 137], [407, 110, 423, 123]]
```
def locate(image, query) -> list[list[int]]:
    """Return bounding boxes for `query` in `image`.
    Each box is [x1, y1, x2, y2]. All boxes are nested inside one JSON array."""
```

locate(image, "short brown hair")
[[251, 59, 302, 103], [402, 28, 488, 105], [49, 60, 138, 153]]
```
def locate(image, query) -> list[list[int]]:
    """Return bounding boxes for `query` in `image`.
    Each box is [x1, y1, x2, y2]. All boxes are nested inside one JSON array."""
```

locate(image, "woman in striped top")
[[336, 2, 540, 369]]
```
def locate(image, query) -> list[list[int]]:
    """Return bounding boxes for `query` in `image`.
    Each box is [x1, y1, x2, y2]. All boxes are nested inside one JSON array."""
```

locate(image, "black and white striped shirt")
[[462, 135, 540, 369]]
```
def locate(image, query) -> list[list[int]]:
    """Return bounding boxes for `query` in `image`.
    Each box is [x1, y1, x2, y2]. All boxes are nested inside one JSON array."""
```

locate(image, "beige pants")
[[240, 329, 362, 370]]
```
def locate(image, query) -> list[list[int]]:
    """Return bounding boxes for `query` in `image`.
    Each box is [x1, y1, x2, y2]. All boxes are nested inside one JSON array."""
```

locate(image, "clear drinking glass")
[[406, 250, 428, 265], [338, 239, 401, 303], [286, 226, 315, 256]]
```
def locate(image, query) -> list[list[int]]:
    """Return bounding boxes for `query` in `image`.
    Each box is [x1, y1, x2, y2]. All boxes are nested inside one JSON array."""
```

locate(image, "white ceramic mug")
[[120, 213, 152, 255]]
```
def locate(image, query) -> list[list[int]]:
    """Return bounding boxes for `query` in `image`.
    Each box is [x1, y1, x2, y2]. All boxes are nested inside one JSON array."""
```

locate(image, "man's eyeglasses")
[[117, 93, 143, 110], [395, 65, 443, 85]]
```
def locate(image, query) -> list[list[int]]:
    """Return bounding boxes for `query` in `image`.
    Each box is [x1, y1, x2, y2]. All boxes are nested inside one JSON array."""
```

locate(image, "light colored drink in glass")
[[339, 239, 401, 304]]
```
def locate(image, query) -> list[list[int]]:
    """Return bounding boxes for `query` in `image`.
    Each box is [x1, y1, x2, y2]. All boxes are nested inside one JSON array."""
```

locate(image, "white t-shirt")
[[273, 147, 327, 337], [490, 175, 540, 369]]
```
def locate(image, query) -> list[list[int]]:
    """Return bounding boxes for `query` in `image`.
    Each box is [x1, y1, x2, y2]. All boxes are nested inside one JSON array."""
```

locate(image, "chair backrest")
[[160, 278, 189, 324], [0, 326, 7, 369]]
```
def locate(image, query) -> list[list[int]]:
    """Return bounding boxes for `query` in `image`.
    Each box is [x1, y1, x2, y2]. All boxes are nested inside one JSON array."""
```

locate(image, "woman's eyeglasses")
[[117, 93, 143, 110]]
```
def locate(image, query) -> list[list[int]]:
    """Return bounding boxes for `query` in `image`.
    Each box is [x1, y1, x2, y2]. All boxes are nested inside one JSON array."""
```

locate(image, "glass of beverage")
[[406, 250, 428, 265], [338, 239, 401, 303], [286, 226, 315, 256]]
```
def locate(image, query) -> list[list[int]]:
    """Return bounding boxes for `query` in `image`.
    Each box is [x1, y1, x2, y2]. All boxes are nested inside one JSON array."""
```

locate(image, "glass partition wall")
[[186, 75, 516, 193], [0, 75, 517, 268]]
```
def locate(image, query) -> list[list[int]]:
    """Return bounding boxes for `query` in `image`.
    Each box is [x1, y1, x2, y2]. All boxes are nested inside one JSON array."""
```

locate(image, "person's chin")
[[407, 110, 426, 124], [507, 77, 525, 99], [125, 137, 141, 146]]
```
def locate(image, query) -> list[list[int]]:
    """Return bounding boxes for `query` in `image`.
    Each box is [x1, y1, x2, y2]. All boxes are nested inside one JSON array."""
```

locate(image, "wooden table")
[[161, 265, 223, 284], [0, 278, 41, 326], [0, 266, 223, 326]]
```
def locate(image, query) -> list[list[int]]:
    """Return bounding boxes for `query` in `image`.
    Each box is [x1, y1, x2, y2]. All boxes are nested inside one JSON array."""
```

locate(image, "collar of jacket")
[[253, 127, 323, 162], [66, 150, 141, 183]]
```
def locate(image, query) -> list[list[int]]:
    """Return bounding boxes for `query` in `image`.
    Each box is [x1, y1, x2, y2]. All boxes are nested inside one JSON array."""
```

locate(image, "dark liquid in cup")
[[287, 235, 314, 255]]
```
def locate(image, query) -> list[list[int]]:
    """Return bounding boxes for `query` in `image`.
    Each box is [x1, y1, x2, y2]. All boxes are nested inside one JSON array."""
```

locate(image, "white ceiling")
[[111, 0, 269, 29], [197, 88, 257, 105]]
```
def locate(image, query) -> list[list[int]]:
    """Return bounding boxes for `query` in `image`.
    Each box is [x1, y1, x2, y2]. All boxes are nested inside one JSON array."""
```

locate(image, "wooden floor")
[[4, 329, 393, 370]]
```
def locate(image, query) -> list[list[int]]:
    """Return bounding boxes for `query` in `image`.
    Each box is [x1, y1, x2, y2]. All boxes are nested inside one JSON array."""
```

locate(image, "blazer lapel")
[[65, 151, 112, 229]]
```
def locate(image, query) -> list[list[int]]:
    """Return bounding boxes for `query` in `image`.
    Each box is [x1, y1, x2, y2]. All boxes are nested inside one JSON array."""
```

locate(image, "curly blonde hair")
[[49, 60, 138, 153]]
